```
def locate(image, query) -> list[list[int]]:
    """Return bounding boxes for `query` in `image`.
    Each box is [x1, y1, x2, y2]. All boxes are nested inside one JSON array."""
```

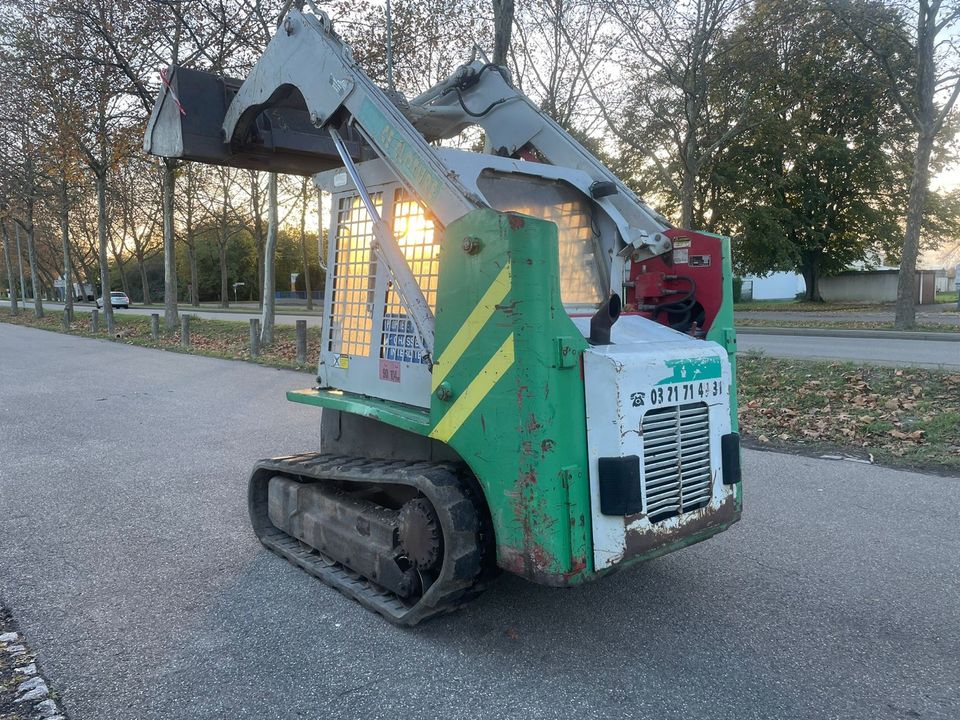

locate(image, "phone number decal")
[[630, 380, 724, 407]]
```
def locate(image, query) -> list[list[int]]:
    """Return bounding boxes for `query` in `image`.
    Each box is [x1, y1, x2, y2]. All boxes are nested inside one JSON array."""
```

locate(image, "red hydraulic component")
[[625, 228, 725, 336]]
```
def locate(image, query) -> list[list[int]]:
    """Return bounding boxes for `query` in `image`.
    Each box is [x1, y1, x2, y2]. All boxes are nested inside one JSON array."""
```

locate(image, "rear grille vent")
[[641, 402, 712, 522]]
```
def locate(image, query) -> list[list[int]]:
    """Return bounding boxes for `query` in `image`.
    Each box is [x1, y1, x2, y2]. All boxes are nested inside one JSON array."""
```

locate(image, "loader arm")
[[407, 62, 673, 260]]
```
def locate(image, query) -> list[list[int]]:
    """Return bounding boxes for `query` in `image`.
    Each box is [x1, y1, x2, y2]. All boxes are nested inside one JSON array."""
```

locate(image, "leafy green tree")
[[708, 1, 911, 300]]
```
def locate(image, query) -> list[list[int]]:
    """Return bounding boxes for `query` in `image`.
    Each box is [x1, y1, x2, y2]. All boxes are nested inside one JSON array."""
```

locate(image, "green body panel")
[[287, 388, 429, 434], [428, 210, 593, 584], [701, 232, 742, 512], [702, 233, 739, 432]]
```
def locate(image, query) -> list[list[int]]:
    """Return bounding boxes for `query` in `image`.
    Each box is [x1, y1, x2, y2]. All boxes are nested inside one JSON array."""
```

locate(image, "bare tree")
[[597, 0, 755, 229], [7, 127, 47, 319], [829, 0, 960, 327], [1, 221, 18, 315], [196, 165, 247, 308], [511, 0, 609, 132], [115, 152, 162, 304], [178, 163, 201, 306], [297, 177, 314, 310]]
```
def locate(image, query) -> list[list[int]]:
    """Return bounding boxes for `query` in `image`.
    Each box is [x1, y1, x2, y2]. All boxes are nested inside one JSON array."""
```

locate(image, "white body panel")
[[575, 315, 734, 569]]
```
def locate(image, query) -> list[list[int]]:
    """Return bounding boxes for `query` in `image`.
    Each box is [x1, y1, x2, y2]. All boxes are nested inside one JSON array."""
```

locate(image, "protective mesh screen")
[[327, 193, 382, 358], [476, 172, 603, 305], [381, 189, 439, 365]]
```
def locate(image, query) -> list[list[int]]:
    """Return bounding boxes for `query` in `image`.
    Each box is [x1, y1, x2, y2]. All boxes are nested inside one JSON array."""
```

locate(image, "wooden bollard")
[[250, 318, 260, 359], [91, 308, 99, 333], [180, 314, 190, 347], [150, 313, 160, 340], [296, 320, 307, 365]]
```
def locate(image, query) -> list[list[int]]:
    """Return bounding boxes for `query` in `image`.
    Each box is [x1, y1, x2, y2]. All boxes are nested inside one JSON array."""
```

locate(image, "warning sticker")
[[672, 237, 692, 249], [379, 359, 401, 383], [689, 255, 712, 267], [674, 248, 689, 264], [335, 355, 350, 369]]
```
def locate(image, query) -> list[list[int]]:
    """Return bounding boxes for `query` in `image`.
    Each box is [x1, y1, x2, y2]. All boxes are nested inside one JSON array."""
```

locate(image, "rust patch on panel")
[[623, 495, 740, 558], [508, 214, 526, 229]]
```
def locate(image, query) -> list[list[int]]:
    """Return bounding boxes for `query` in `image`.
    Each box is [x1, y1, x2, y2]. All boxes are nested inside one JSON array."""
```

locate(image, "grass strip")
[[738, 353, 960, 473]]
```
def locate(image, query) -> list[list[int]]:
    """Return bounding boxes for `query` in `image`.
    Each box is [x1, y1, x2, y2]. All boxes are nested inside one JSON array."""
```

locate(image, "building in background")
[[819, 269, 938, 304], [740, 272, 805, 301]]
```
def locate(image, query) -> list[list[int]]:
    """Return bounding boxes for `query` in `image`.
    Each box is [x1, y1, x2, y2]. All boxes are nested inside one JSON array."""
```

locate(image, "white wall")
[[820, 273, 899, 302], [742, 272, 805, 300]]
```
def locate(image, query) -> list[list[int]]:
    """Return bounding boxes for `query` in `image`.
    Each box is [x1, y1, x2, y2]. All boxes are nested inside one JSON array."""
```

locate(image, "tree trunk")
[[138, 254, 151, 305], [317, 188, 327, 274], [260, 173, 279, 346], [801, 254, 822, 302], [163, 161, 179, 331], [492, 0, 515, 65], [188, 241, 199, 306], [24, 213, 43, 319], [219, 237, 229, 308], [252, 176, 265, 309], [185, 168, 199, 306], [2, 222, 18, 316], [299, 179, 313, 310], [894, 130, 934, 329], [680, 168, 696, 230], [14, 223, 27, 304], [96, 170, 115, 334], [59, 175, 73, 320]]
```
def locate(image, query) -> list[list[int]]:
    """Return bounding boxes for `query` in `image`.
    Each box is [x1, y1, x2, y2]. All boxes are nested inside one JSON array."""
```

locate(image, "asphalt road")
[[0, 299, 322, 327], [1, 324, 958, 720], [738, 332, 960, 369]]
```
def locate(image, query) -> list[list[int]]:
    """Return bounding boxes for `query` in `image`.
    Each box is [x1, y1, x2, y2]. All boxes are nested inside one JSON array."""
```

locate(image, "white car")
[[96, 291, 130, 309]]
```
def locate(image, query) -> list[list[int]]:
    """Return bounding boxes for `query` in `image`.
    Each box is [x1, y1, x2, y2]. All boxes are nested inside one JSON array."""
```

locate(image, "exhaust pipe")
[[590, 293, 622, 345]]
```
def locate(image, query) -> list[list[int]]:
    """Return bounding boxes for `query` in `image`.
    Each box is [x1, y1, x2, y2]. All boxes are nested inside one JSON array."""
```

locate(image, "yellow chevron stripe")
[[429, 334, 514, 443], [431, 262, 511, 391]]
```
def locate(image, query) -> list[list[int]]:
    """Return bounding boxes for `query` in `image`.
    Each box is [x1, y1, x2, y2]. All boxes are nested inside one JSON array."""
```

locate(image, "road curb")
[[737, 326, 959, 342]]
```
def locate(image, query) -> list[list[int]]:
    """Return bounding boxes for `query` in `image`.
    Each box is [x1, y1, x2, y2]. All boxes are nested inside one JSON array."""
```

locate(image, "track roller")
[[248, 453, 491, 626]]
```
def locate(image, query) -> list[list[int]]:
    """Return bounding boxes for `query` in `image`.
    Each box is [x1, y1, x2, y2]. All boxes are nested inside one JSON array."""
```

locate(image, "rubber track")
[[248, 453, 486, 626]]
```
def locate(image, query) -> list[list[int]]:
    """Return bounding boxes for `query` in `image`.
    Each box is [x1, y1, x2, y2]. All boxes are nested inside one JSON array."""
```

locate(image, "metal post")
[[150, 313, 160, 340], [296, 319, 307, 365], [250, 318, 260, 358], [91, 308, 99, 333], [180, 314, 190, 347]]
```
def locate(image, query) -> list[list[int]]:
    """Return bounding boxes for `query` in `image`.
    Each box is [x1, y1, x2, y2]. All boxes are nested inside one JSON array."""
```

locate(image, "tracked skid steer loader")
[[144, 6, 742, 625]]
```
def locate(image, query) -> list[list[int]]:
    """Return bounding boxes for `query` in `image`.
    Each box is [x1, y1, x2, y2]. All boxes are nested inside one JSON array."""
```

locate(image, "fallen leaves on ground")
[[738, 354, 960, 471]]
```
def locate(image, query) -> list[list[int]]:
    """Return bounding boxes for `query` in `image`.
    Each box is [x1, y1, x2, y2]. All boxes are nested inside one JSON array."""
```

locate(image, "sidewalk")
[[735, 304, 958, 327], [737, 326, 959, 341]]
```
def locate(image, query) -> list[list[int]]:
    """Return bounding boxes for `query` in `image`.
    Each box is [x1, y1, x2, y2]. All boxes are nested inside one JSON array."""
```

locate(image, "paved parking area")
[[1, 324, 958, 720]]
